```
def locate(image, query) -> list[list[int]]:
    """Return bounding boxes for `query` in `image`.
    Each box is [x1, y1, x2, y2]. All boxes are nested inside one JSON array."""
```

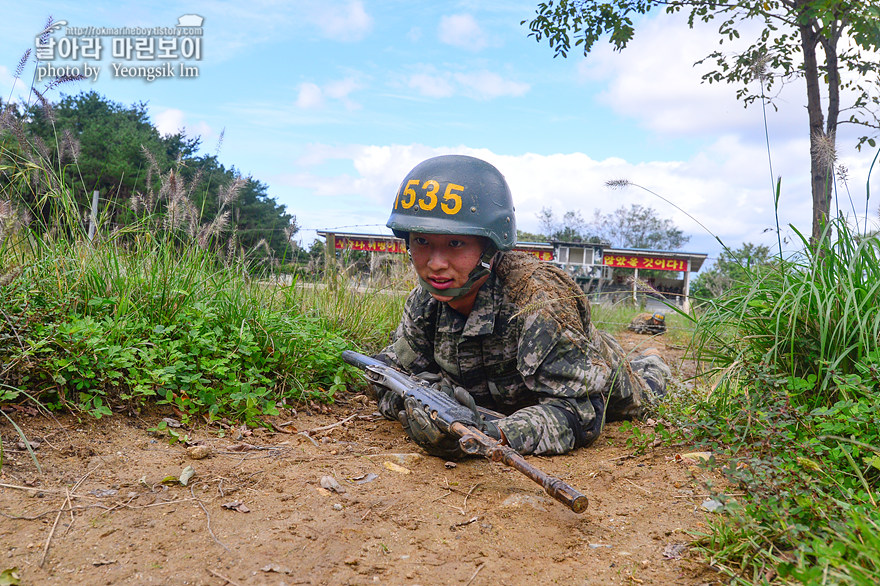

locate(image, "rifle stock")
[[342, 350, 589, 514]]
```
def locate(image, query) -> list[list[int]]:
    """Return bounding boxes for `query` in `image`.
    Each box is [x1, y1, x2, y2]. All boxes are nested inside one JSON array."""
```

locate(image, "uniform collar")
[[436, 272, 499, 337]]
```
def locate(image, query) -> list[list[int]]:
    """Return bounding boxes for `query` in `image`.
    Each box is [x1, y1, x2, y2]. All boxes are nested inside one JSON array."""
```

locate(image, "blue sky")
[[2, 1, 878, 265]]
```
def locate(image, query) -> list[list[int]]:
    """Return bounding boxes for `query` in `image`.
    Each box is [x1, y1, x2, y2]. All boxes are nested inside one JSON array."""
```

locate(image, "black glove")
[[445, 385, 502, 441], [374, 371, 442, 421], [400, 396, 466, 460], [374, 384, 403, 420], [400, 384, 503, 460]]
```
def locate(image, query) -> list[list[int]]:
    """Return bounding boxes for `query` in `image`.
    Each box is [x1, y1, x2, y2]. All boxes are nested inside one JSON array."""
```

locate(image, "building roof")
[[316, 230, 708, 272]]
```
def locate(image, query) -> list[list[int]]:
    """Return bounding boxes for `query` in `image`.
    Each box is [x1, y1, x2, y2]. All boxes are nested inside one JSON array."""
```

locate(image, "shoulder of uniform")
[[495, 250, 579, 292], [494, 251, 591, 333]]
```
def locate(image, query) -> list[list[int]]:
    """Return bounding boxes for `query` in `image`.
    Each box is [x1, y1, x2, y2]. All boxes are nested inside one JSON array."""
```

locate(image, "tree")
[[690, 242, 775, 298], [516, 229, 549, 242], [533, 204, 687, 248], [25, 91, 193, 201], [523, 1, 880, 244], [9, 91, 298, 260], [590, 204, 690, 249], [537, 206, 599, 241], [229, 178, 297, 262]]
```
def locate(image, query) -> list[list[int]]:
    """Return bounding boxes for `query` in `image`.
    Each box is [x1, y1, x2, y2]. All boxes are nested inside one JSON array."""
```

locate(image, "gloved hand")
[[400, 383, 503, 460], [400, 396, 466, 460], [629, 351, 672, 398], [374, 383, 404, 420], [374, 371, 443, 421], [443, 384, 502, 441]]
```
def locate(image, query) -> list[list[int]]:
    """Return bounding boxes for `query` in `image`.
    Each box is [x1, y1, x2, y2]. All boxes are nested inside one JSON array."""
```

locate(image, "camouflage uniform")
[[377, 251, 664, 456], [628, 312, 667, 335]]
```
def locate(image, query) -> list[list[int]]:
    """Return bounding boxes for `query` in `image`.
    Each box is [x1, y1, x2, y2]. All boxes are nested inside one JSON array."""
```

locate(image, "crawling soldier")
[[628, 312, 667, 335], [373, 155, 670, 459]]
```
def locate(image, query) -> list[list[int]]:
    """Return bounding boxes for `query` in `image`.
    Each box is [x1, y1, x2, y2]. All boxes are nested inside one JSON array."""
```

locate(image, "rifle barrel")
[[451, 422, 589, 514], [343, 350, 589, 514]]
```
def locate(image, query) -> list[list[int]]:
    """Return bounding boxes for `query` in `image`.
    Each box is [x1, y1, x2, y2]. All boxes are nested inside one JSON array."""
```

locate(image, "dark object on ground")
[[628, 312, 667, 335]]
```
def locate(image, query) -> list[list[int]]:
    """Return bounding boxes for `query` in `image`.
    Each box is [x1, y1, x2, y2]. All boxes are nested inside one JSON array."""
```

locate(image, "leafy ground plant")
[[0, 61, 385, 427], [676, 216, 880, 584]]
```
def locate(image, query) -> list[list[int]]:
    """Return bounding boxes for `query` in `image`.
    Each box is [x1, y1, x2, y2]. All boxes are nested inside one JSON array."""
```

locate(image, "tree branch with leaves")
[[523, 0, 880, 243]]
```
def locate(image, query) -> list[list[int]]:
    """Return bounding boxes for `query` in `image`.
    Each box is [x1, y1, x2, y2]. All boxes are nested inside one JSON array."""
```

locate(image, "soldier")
[[628, 312, 667, 335], [374, 155, 670, 459]]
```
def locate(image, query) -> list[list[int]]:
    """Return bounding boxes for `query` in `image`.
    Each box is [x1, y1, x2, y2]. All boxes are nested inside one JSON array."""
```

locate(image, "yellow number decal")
[[419, 180, 439, 211], [441, 183, 463, 215], [400, 179, 419, 209]]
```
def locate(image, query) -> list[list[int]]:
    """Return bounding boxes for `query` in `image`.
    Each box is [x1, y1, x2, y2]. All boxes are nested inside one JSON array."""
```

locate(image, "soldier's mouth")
[[428, 276, 454, 289]]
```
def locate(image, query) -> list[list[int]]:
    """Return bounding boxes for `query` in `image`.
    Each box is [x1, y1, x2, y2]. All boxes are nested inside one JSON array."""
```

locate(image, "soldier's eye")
[[413, 237, 428, 246], [449, 239, 466, 248]]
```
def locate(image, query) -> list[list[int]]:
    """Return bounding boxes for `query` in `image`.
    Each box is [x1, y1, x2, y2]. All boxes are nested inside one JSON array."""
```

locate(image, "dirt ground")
[[0, 333, 726, 585]]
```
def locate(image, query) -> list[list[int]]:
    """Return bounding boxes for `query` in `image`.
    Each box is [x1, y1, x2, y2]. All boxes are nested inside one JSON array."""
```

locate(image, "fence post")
[[682, 259, 692, 313], [325, 232, 336, 290]]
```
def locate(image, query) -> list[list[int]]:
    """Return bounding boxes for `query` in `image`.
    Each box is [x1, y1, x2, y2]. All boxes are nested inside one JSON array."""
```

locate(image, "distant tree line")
[[522, 203, 690, 250], [0, 91, 298, 263]]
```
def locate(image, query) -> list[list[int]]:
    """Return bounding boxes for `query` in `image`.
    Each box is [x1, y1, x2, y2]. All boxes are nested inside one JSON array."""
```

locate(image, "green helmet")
[[387, 155, 516, 250]]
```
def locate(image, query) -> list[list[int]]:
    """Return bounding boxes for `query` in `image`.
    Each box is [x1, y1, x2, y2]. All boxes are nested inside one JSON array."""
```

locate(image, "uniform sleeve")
[[496, 315, 612, 456], [374, 287, 438, 374]]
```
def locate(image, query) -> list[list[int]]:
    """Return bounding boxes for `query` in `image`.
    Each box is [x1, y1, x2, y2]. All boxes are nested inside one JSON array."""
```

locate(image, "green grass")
[[591, 301, 695, 348], [6, 65, 880, 583], [692, 218, 880, 406], [668, 217, 880, 585], [0, 107, 404, 427]]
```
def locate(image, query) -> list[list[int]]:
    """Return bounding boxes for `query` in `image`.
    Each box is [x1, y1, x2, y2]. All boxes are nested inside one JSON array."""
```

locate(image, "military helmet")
[[387, 155, 516, 250], [652, 312, 665, 322]]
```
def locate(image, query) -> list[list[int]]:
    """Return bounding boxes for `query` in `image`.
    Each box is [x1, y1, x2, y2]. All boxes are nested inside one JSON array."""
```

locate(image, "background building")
[[317, 231, 706, 311]]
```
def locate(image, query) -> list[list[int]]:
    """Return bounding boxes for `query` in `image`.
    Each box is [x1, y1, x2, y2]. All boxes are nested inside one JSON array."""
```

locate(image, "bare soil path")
[[0, 334, 724, 585]]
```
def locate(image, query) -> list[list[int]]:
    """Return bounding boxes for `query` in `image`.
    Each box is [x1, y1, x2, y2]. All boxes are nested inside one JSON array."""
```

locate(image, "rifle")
[[342, 350, 589, 514]]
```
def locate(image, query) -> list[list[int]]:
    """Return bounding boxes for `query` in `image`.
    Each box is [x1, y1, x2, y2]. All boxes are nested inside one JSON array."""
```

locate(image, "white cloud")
[[438, 14, 488, 51], [309, 0, 373, 41], [577, 14, 806, 140], [324, 77, 360, 100], [154, 108, 186, 135], [407, 73, 455, 98], [295, 77, 362, 110], [454, 71, 529, 100], [152, 108, 215, 144], [405, 66, 529, 100], [296, 82, 324, 109], [273, 142, 837, 259]]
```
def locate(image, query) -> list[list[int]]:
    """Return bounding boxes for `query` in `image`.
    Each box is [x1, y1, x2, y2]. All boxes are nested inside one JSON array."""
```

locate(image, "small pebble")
[[187, 445, 211, 460]]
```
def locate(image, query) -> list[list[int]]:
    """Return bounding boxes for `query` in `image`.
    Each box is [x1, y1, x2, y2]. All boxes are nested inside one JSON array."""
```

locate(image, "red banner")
[[334, 237, 406, 254], [603, 255, 687, 272], [516, 248, 554, 261]]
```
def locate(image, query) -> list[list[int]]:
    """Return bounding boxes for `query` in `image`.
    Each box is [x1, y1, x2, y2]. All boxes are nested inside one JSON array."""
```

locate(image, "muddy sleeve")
[[373, 288, 438, 374], [496, 316, 610, 456]]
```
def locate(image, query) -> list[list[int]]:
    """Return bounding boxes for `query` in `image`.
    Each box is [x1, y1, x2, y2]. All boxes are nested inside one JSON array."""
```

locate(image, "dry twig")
[[624, 478, 651, 494], [191, 484, 230, 552], [305, 414, 357, 434], [208, 568, 243, 586], [465, 563, 486, 586], [40, 487, 71, 567], [39, 465, 98, 568]]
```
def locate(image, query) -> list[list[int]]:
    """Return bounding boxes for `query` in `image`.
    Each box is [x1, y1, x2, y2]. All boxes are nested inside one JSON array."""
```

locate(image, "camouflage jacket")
[[377, 251, 646, 455]]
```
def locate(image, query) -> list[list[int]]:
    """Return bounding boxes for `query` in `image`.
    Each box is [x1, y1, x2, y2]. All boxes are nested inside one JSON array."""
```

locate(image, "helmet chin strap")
[[414, 244, 497, 302]]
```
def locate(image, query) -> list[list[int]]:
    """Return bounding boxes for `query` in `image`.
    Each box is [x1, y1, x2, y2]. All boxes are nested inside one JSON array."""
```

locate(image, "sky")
[[2, 1, 879, 268]]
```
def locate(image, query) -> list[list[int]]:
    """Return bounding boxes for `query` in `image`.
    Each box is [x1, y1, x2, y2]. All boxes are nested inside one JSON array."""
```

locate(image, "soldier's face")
[[409, 232, 489, 311]]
